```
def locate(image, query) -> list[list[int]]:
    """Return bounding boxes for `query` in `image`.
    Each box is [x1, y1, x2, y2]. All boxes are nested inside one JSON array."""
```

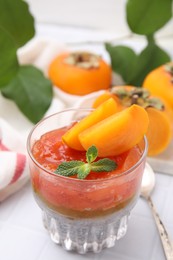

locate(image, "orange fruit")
[[62, 98, 118, 150], [143, 62, 173, 109], [48, 51, 112, 95], [79, 105, 149, 157], [92, 91, 116, 108], [146, 107, 172, 156]]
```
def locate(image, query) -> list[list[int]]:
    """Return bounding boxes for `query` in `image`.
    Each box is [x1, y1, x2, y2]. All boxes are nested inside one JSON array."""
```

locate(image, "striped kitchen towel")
[[0, 118, 29, 202]]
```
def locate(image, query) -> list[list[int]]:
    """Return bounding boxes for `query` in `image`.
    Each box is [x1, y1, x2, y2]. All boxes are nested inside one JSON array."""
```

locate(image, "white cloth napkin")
[[0, 118, 29, 202]]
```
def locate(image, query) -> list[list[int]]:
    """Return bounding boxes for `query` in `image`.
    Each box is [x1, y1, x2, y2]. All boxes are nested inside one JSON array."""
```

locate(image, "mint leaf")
[[126, 0, 172, 35], [0, 0, 35, 47], [86, 145, 98, 163], [54, 146, 117, 179], [54, 161, 85, 176], [91, 159, 117, 172], [2, 65, 53, 123], [77, 164, 91, 179]]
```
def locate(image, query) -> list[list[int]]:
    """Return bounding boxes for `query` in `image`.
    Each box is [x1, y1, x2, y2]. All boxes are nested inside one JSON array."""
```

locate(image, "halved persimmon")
[[79, 105, 149, 157], [146, 107, 172, 156], [48, 51, 112, 95], [62, 98, 118, 150]]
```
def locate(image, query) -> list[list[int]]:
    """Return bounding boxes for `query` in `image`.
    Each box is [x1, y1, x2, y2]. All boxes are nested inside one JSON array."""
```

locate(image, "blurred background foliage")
[[0, 0, 172, 122], [106, 0, 173, 86]]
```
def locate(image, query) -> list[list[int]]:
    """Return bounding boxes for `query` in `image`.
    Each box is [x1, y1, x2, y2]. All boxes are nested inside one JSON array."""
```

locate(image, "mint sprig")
[[54, 145, 117, 179]]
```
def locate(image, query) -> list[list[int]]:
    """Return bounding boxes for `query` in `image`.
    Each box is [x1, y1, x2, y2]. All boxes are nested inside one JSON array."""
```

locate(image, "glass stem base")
[[42, 207, 130, 254]]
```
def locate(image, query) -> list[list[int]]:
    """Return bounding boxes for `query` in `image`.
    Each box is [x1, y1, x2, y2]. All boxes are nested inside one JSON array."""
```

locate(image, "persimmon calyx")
[[64, 52, 100, 69], [111, 86, 164, 111], [164, 64, 173, 83]]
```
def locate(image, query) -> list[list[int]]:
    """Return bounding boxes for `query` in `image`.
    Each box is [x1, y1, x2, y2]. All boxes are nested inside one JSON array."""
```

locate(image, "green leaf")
[[0, 27, 19, 88], [126, 0, 172, 35], [54, 161, 85, 176], [86, 145, 98, 163], [105, 43, 138, 82], [91, 159, 117, 172], [0, 0, 35, 47], [1, 65, 53, 123], [129, 43, 171, 86]]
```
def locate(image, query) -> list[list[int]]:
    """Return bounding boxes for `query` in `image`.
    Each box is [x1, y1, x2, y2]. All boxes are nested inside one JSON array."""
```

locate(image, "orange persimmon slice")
[[79, 105, 149, 157], [92, 91, 114, 108], [62, 98, 118, 150], [146, 107, 172, 156]]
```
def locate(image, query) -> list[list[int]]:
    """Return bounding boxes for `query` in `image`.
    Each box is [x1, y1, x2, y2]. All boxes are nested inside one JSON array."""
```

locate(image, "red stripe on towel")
[[10, 153, 26, 184], [0, 141, 9, 151]]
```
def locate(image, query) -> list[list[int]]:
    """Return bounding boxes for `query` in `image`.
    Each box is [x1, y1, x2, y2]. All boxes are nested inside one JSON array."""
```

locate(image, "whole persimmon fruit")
[[92, 86, 172, 156], [48, 51, 112, 95], [143, 62, 173, 110]]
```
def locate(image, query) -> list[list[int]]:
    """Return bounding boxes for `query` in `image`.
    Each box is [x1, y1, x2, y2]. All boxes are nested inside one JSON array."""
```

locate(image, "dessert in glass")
[[27, 99, 148, 254]]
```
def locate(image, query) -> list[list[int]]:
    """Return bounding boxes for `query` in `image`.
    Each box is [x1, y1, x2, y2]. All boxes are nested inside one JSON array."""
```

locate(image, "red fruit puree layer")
[[32, 127, 142, 179]]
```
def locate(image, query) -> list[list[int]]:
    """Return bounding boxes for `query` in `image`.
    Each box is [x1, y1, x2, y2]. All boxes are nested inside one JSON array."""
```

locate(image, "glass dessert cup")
[[27, 109, 148, 254]]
